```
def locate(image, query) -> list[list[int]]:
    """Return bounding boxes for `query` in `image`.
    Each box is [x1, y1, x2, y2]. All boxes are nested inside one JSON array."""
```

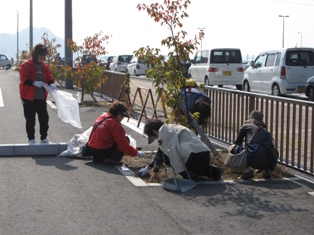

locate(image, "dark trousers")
[[22, 99, 49, 141], [89, 136, 130, 163], [164, 151, 211, 179]]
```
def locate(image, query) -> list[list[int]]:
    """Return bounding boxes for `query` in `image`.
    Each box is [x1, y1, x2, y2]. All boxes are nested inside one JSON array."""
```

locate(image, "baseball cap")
[[148, 135, 157, 144], [248, 110, 263, 124], [122, 111, 130, 118]]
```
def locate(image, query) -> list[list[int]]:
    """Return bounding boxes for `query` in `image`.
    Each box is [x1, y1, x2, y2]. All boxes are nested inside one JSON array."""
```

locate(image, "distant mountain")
[[0, 27, 65, 60]]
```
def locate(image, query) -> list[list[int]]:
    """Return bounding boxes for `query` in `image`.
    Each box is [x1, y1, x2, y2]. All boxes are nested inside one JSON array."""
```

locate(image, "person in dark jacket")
[[180, 87, 211, 125], [19, 44, 57, 144], [233, 110, 278, 180]]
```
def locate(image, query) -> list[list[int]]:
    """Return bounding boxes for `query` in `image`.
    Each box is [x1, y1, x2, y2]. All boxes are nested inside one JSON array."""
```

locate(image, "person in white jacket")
[[139, 119, 221, 182]]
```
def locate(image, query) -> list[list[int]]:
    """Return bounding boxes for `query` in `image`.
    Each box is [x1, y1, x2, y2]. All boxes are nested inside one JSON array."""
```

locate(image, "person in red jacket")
[[85, 101, 146, 164], [19, 43, 57, 144]]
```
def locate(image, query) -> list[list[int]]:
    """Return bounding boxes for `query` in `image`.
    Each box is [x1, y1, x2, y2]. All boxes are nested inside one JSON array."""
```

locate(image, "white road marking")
[[47, 100, 57, 109], [0, 88, 3, 107]]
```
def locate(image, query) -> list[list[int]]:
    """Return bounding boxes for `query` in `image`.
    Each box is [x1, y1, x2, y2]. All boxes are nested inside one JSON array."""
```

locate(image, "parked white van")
[[188, 48, 244, 89], [243, 48, 314, 96], [0, 54, 12, 69]]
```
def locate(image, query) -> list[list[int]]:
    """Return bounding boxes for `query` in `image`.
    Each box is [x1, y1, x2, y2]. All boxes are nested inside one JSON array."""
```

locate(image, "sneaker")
[[263, 170, 272, 179], [241, 170, 254, 180], [40, 139, 50, 144], [29, 139, 35, 145]]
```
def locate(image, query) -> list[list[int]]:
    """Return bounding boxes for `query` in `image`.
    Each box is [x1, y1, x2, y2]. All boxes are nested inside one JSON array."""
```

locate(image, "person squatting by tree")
[[19, 43, 58, 144], [138, 119, 221, 182], [232, 110, 279, 180], [82, 101, 146, 164]]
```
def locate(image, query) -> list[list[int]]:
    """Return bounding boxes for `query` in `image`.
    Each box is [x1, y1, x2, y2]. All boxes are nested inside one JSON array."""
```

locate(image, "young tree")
[[63, 32, 111, 102], [136, 1, 218, 156], [135, 0, 204, 126]]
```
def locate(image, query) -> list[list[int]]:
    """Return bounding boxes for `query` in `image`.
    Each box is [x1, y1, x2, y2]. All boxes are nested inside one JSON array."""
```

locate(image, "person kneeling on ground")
[[233, 110, 279, 180], [138, 119, 221, 182], [84, 101, 146, 164]]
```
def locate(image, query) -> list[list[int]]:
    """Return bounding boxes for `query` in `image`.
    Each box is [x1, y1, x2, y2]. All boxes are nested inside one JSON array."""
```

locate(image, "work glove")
[[33, 81, 45, 88], [49, 84, 58, 90], [137, 151, 146, 158], [138, 167, 149, 176]]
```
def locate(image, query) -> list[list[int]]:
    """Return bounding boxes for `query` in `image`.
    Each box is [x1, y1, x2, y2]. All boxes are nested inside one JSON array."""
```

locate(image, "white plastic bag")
[[46, 86, 82, 128], [57, 127, 92, 157]]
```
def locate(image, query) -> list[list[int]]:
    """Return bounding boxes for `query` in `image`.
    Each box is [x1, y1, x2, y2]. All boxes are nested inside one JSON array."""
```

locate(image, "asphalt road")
[[0, 68, 314, 235]]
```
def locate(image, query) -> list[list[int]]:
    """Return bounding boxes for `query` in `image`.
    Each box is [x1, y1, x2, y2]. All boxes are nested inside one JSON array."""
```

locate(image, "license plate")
[[223, 71, 231, 76], [298, 86, 305, 93]]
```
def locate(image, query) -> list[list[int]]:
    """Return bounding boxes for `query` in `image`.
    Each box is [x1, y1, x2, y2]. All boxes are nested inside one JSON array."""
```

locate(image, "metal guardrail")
[[203, 86, 314, 175]]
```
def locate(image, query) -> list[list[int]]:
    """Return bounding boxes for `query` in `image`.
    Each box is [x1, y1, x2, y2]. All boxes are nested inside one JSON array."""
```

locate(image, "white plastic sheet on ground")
[[57, 127, 92, 157], [57, 117, 137, 158], [45, 85, 82, 128]]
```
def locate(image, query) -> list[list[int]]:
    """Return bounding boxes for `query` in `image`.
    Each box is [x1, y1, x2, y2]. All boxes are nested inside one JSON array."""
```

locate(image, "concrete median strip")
[[0, 143, 68, 156], [115, 164, 306, 188]]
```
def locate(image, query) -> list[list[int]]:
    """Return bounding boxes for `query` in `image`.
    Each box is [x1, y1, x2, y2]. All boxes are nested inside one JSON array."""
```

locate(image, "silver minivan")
[[0, 54, 12, 69], [243, 48, 314, 96], [188, 48, 244, 89]]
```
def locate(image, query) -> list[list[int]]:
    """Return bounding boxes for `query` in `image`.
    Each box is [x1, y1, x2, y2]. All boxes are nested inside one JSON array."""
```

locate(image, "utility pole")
[[65, 0, 73, 89], [17, 10, 19, 66], [29, 0, 33, 52]]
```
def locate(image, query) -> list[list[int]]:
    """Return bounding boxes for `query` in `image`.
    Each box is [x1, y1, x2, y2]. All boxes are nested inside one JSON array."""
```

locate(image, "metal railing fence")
[[57, 69, 314, 175], [203, 87, 314, 175]]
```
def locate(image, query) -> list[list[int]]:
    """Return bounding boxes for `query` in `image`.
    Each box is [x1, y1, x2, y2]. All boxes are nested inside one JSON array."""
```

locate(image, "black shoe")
[[241, 170, 254, 180], [263, 170, 272, 179], [209, 165, 222, 181]]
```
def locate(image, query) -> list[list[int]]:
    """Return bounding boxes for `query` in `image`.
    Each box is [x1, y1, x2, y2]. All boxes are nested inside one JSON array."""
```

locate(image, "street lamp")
[[279, 15, 289, 48], [198, 27, 205, 49], [298, 32, 302, 47]]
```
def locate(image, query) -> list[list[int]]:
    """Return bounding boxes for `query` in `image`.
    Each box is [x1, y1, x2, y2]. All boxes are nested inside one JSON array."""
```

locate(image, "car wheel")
[[134, 70, 139, 76], [308, 87, 314, 101], [272, 84, 281, 96], [236, 85, 242, 90], [243, 80, 250, 91], [204, 77, 210, 85]]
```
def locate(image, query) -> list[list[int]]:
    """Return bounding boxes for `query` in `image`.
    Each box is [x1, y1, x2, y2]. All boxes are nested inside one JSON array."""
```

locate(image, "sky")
[[1, 0, 314, 61]]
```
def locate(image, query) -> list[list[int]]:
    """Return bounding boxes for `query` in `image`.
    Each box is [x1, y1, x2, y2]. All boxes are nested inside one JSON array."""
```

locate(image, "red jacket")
[[19, 59, 55, 100], [88, 113, 137, 157]]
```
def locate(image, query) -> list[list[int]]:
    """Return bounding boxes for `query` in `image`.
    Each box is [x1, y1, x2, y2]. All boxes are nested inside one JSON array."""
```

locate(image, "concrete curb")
[[0, 143, 68, 156]]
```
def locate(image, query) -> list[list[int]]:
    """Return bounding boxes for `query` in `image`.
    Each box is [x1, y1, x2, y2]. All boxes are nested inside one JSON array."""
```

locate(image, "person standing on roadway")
[[19, 44, 57, 144]]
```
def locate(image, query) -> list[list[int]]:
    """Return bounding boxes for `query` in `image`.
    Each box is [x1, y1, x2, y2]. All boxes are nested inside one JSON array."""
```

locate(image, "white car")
[[188, 48, 244, 90], [0, 54, 12, 69], [127, 56, 148, 76], [109, 55, 133, 72], [243, 48, 314, 96]]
